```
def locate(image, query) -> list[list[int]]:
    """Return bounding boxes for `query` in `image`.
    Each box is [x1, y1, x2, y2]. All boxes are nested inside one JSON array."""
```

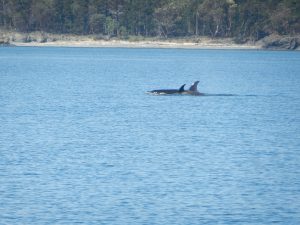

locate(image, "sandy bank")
[[11, 39, 260, 49], [0, 30, 261, 49], [2, 30, 299, 50]]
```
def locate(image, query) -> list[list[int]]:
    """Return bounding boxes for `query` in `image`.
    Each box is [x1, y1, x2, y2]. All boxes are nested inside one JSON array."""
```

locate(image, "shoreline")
[[1, 30, 259, 49], [10, 40, 260, 50], [1, 31, 299, 50]]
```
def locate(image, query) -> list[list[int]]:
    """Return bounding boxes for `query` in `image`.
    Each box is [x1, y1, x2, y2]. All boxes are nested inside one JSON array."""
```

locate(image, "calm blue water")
[[1, 47, 300, 224]]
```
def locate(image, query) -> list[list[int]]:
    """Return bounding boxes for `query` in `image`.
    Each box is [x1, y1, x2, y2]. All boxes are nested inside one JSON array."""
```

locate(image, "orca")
[[149, 84, 186, 95], [148, 81, 203, 96], [184, 81, 203, 96]]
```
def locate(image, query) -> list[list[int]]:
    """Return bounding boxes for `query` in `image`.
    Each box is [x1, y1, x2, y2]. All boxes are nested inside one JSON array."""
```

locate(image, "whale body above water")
[[148, 81, 203, 96], [149, 84, 186, 95]]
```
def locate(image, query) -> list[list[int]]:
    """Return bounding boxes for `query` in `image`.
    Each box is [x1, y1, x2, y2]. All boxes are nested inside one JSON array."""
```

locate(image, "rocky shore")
[[0, 30, 299, 50], [258, 35, 300, 50]]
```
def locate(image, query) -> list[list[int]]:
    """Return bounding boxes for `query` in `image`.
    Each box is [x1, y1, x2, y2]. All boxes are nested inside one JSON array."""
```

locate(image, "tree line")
[[0, 0, 299, 40]]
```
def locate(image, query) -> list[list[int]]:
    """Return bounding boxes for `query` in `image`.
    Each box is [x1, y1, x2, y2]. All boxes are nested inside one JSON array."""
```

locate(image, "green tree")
[[105, 16, 115, 35], [0, 0, 299, 39], [89, 13, 105, 34], [29, 0, 55, 31]]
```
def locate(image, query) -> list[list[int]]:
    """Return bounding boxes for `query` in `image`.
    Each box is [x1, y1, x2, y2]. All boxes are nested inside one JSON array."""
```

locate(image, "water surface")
[[1, 47, 300, 224]]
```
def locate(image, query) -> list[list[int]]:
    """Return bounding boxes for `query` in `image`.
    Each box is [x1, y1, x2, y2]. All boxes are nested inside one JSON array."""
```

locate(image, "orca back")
[[179, 84, 186, 93], [189, 81, 199, 92]]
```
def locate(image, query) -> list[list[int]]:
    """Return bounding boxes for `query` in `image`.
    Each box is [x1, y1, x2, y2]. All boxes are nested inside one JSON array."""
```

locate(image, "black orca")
[[149, 84, 186, 95], [184, 81, 204, 96], [148, 81, 204, 96]]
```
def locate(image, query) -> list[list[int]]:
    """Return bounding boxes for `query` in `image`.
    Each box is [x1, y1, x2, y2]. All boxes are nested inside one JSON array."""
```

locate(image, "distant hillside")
[[0, 0, 299, 41]]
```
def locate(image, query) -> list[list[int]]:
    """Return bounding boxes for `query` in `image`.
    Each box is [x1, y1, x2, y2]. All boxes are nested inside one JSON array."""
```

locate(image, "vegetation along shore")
[[0, 0, 299, 50]]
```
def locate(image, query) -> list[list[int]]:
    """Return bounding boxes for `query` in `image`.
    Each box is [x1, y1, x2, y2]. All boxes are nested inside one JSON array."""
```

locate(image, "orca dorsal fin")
[[179, 84, 186, 92], [189, 81, 199, 91]]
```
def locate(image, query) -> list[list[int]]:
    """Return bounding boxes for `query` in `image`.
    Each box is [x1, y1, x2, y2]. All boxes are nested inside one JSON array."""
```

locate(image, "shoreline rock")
[[0, 38, 13, 46], [259, 35, 300, 50]]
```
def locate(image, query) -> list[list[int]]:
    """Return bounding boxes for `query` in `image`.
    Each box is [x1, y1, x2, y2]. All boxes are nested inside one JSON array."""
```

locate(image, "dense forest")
[[0, 0, 299, 40]]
